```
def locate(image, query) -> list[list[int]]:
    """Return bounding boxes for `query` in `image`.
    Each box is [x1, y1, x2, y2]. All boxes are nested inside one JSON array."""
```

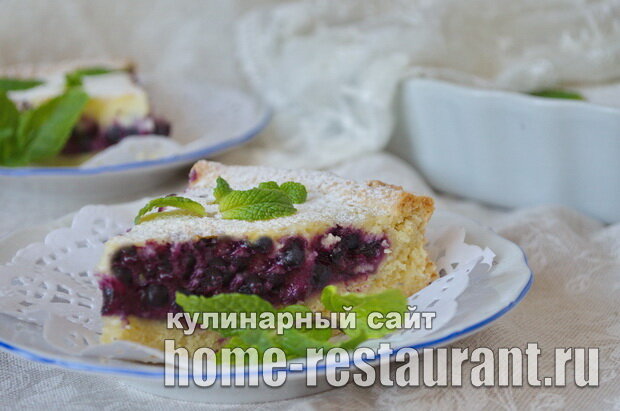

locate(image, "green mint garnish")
[[256, 181, 307, 203], [176, 292, 275, 337], [134, 196, 206, 224], [65, 66, 119, 87], [0, 87, 88, 166], [529, 89, 585, 101], [0, 78, 44, 92], [212, 177, 308, 221], [218, 188, 296, 221], [213, 177, 232, 201], [258, 181, 279, 190], [321, 285, 408, 339], [175, 286, 408, 360], [279, 181, 307, 203]]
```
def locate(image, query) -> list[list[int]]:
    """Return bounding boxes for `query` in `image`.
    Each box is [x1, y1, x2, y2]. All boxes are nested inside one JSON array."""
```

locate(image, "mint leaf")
[[219, 188, 296, 221], [225, 330, 278, 352], [213, 177, 232, 201], [529, 89, 585, 101], [279, 304, 332, 342], [258, 181, 279, 190], [176, 292, 275, 337], [279, 182, 308, 203], [321, 285, 408, 339], [177, 292, 337, 360], [0, 78, 44, 92], [258, 181, 307, 203], [134, 196, 206, 224], [16, 87, 88, 163], [176, 286, 407, 361], [0, 93, 20, 164], [212, 177, 307, 221], [65, 66, 118, 87], [277, 328, 337, 357]]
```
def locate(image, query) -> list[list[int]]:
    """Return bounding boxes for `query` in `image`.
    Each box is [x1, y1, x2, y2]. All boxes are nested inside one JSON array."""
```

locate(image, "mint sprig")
[[219, 188, 297, 221], [0, 78, 44, 92], [0, 87, 88, 166], [212, 177, 308, 221], [321, 285, 408, 339], [279, 182, 307, 203], [175, 286, 408, 360], [65, 66, 119, 87], [176, 292, 275, 337], [257, 181, 279, 190], [529, 89, 585, 101], [213, 177, 232, 201], [134, 196, 207, 224]]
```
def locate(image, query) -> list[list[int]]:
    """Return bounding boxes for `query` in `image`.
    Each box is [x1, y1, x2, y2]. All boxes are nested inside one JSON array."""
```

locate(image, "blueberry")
[[178, 254, 196, 276], [153, 119, 171, 136], [125, 127, 139, 136], [311, 263, 332, 288], [359, 241, 381, 258], [238, 279, 264, 295], [282, 240, 305, 267], [329, 248, 344, 264], [252, 236, 273, 254], [112, 266, 132, 285], [104, 125, 125, 144], [208, 257, 227, 271], [341, 233, 361, 250], [113, 246, 138, 265], [157, 259, 173, 277], [145, 284, 169, 307], [230, 256, 249, 272], [102, 286, 115, 308], [201, 269, 224, 289]]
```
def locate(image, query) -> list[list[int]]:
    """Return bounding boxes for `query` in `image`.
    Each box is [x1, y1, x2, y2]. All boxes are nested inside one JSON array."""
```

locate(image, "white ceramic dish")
[[0, 208, 532, 403], [0, 83, 271, 203], [391, 78, 620, 223]]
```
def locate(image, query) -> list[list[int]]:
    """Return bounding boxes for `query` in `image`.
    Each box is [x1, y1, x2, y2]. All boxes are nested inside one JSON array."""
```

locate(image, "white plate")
[[391, 78, 620, 223], [0, 209, 532, 403], [0, 82, 271, 203]]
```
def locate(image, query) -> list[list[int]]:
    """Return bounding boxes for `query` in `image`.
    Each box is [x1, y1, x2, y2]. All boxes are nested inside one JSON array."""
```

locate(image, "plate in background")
[[0, 82, 271, 203], [391, 78, 620, 223]]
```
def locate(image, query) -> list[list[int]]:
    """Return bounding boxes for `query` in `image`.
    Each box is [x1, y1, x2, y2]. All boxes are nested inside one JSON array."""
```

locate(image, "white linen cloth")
[[225, 0, 620, 168], [1, 0, 619, 409]]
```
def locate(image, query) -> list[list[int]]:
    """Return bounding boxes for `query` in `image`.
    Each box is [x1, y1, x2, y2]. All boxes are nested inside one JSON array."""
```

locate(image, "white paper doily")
[[0, 201, 494, 362]]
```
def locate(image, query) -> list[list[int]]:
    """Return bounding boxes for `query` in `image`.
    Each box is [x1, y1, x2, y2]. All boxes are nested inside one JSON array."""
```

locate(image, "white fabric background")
[[1, 1, 620, 409]]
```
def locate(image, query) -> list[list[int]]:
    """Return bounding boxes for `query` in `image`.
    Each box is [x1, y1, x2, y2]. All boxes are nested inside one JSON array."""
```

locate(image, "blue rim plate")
[[0, 210, 533, 379], [0, 110, 272, 177]]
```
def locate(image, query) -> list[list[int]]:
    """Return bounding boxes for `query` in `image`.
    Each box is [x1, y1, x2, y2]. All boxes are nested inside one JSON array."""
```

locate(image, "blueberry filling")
[[62, 116, 171, 154], [100, 226, 389, 319]]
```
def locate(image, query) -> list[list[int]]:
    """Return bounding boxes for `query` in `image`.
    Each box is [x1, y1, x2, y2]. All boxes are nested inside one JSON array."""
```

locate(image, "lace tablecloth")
[[1, 153, 619, 410]]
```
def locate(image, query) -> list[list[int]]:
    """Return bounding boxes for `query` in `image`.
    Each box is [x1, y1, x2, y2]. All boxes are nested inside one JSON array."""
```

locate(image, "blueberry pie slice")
[[97, 161, 436, 352], [4, 59, 170, 154]]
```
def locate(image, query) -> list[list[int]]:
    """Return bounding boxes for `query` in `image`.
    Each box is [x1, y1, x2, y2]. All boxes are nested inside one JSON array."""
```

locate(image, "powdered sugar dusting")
[[103, 161, 416, 250]]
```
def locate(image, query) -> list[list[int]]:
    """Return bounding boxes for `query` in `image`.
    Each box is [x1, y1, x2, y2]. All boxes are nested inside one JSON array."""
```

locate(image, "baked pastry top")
[[100, 160, 433, 253]]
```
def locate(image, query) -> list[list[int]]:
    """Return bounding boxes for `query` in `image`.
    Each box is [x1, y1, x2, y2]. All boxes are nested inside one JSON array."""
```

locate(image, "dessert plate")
[[0, 207, 532, 403], [0, 81, 270, 203]]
